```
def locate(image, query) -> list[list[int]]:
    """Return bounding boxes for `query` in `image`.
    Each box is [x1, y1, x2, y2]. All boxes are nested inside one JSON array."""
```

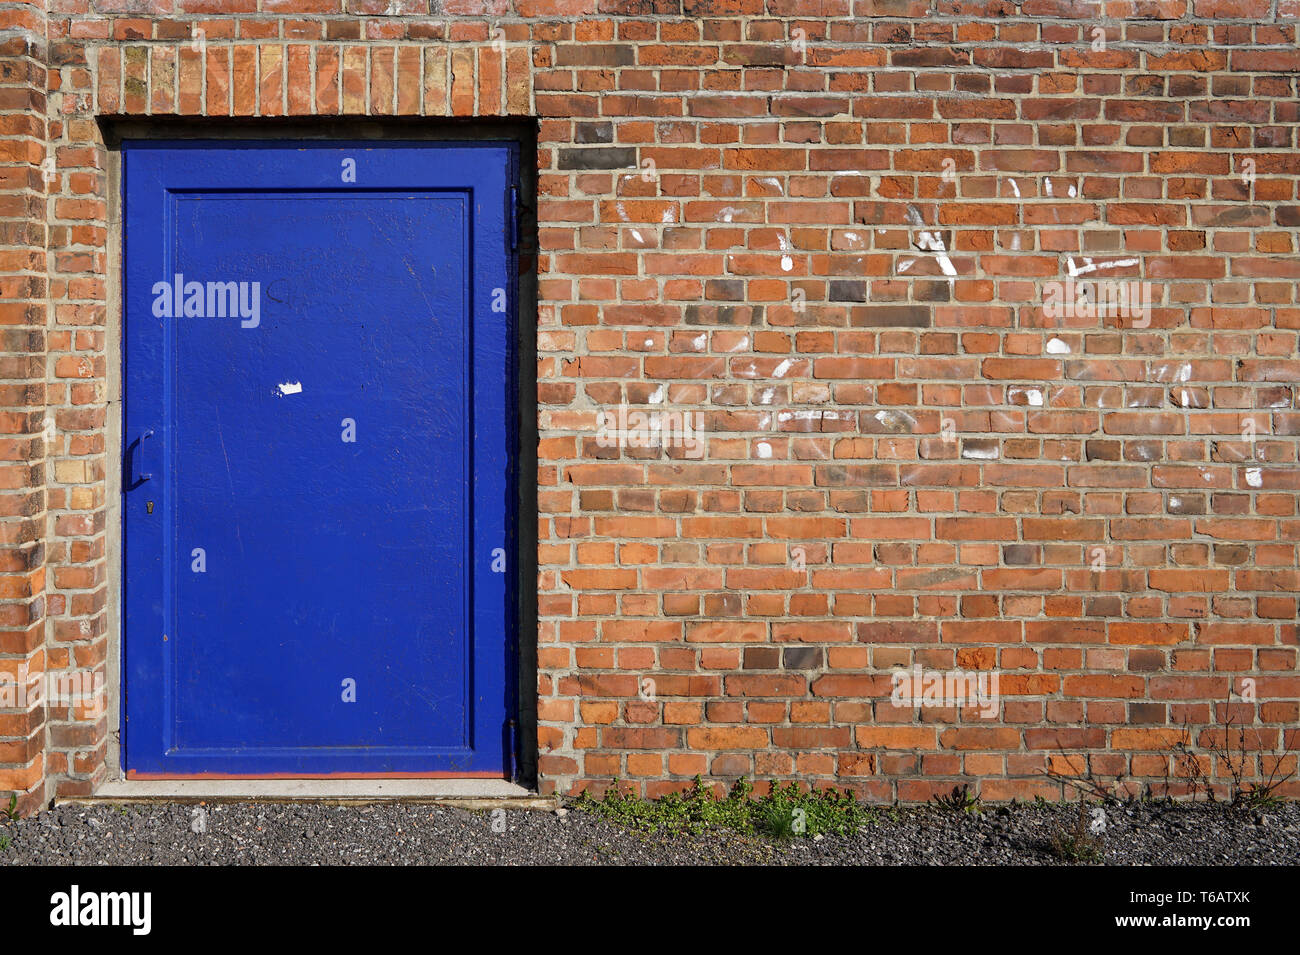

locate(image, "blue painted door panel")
[[122, 142, 515, 775]]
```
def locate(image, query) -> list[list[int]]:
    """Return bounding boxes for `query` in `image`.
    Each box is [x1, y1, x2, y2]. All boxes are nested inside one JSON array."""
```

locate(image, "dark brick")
[[1130, 702, 1166, 723], [782, 647, 823, 669], [557, 147, 638, 170], [828, 280, 867, 302], [1003, 545, 1039, 565], [575, 122, 614, 144]]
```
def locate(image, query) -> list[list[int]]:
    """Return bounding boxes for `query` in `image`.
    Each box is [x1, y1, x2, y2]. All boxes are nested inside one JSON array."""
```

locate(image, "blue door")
[[122, 141, 516, 776]]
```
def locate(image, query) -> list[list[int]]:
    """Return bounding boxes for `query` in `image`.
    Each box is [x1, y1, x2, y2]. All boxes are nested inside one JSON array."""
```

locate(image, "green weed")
[[931, 784, 982, 814], [575, 775, 873, 839]]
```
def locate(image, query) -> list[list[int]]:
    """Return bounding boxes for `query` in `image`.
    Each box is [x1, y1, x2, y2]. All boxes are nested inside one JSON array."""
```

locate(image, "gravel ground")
[[2, 799, 1297, 866]]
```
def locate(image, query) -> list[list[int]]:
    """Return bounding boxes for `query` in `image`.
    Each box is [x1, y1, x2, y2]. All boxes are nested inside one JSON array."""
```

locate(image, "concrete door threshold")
[[63, 778, 554, 811]]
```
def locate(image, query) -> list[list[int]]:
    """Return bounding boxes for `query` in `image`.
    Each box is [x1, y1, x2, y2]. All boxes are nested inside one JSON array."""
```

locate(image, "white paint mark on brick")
[[1046, 337, 1070, 354], [756, 441, 772, 459], [1067, 255, 1139, 278], [906, 204, 957, 279], [772, 359, 794, 378], [1246, 467, 1262, 488], [1026, 388, 1044, 406], [1008, 178, 1020, 198], [649, 384, 666, 404]]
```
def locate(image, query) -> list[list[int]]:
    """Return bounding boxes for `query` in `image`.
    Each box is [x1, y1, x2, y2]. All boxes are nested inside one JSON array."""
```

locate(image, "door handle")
[[127, 429, 155, 489]]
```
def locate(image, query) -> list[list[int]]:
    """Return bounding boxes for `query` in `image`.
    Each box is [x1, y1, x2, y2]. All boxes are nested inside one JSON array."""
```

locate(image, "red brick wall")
[[0, 0, 50, 815], [2, 0, 1298, 808]]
